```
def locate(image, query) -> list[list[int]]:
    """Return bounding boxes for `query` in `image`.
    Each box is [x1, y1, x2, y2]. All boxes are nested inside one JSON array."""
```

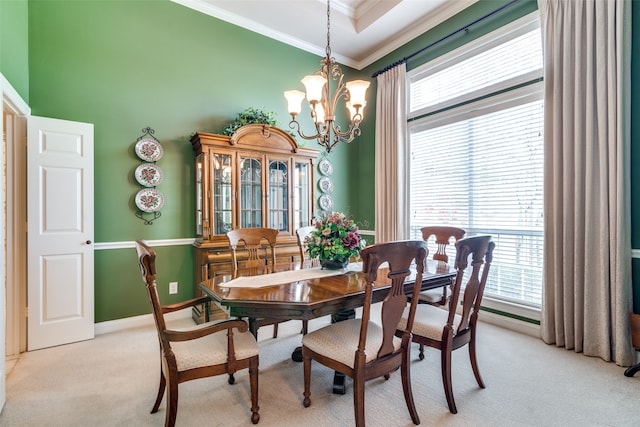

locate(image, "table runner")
[[220, 262, 363, 288]]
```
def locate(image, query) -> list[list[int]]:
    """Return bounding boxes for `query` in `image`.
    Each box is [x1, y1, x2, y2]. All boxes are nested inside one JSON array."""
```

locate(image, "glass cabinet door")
[[293, 161, 311, 228], [212, 153, 233, 234], [195, 153, 205, 237], [268, 159, 288, 231], [239, 156, 262, 227]]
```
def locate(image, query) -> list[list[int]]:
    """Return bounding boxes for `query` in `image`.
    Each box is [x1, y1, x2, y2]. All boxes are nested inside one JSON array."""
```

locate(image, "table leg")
[[248, 318, 259, 339], [291, 346, 303, 362], [330, 309, 355, 395]]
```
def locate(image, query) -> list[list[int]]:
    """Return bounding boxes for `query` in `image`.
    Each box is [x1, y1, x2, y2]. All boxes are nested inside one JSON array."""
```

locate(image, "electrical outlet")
[[169, 281, 178, 294]]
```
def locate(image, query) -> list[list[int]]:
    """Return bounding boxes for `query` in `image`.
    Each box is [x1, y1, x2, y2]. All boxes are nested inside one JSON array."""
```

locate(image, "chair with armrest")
[[301, 240, 428, 427], [226, 227, 282, 339], [398, 235, 495, 414], [134, 239, 260, 426]]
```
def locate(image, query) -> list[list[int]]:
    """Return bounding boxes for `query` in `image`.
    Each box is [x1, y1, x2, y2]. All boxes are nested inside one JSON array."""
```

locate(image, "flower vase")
[[320, 259, 349, 270]]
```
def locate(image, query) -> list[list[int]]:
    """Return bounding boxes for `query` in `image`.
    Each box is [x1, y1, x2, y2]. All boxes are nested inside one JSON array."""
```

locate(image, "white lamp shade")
[[301, 75, 327, 103], [345, 79, 370, 107], [284, 90, 305, 115]]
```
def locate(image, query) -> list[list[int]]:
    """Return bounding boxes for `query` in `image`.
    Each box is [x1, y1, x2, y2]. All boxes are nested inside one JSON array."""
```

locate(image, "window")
[[407, 13, 544, 309]]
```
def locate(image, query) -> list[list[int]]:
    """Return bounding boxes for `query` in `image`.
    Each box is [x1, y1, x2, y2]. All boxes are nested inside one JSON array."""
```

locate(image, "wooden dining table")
[[199, 259, 456, 337], [198, 259, 456, 393]]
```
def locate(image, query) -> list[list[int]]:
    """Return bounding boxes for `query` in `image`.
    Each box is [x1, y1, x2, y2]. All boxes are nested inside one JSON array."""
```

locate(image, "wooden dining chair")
[[227, 227, 283, 339], [301, 240, 428, 427], [296, 225, 319, 268], [414, 226, 466, 360], [134, 239, 260, 426], [417, 226, 466, 306], [398, 235, 495, 414]]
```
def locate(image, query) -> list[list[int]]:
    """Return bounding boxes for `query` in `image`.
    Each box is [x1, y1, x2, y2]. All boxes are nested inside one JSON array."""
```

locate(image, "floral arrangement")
[[306, 212, 365, 264]]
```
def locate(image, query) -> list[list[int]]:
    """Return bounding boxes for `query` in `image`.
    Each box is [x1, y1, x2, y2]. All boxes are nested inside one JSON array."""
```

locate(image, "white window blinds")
[[407, 13, 544, 307]]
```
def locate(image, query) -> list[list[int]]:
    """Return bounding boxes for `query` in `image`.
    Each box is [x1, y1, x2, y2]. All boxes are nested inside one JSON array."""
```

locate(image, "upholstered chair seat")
[[398, 305, 461, 341], [171, 326, 259, 371], [302, 318, 401, 367]]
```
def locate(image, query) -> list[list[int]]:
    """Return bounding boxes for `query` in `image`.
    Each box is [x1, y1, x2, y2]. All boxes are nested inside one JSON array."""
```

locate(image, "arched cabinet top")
[[191, 124, 319, 158]]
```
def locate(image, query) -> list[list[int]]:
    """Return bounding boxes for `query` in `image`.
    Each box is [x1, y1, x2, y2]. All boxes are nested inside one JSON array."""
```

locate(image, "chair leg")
[[401, 348, 420, 425], [353, 376, 366, 427], [165, 375, 179, 427], [151, 369, 166, 414], [249, 357, 260, 424], [418, 343, 425, 360], [303, 352, 311, 407], [441, 345, 457, 414], [272, 322, 279, 339], [228, 374, 235, 385], [469, 330, 485, 389]]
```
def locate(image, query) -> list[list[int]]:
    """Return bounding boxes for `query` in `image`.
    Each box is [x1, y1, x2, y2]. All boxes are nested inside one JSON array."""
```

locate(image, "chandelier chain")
[[326, 0, 331, 58]]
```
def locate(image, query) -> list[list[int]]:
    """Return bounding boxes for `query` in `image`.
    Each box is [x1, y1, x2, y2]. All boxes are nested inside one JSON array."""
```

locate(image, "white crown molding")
[[353, 0, 478, 70], [172, 0, 479, 70], [172, 0, 332, 61]]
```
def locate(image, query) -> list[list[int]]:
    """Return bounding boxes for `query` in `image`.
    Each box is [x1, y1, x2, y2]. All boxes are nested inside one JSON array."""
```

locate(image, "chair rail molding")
[[94, 238, 195, 250]]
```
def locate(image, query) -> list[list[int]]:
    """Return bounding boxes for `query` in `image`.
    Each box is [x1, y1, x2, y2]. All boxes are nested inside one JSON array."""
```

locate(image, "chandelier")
[[284, 0, 370, 153]]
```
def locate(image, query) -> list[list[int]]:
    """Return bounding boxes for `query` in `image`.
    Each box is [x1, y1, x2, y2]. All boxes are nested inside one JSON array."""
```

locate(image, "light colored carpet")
[[1, 308, 639, 427]]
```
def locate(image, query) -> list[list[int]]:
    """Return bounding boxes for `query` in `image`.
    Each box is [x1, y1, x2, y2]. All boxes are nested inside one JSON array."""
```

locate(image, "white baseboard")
[[94, 308, 192, 335]]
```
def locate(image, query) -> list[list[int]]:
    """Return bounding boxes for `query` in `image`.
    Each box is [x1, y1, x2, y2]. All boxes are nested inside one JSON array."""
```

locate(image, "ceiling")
[[172, 0, 479, 70]]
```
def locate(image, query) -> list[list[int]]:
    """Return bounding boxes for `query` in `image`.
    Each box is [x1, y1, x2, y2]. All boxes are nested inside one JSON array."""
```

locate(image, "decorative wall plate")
[[135, 188, 165, 212], [319, 177, 334, 193], [319, 194, 333, 211], [135, 138, 163, 162], [318, 159, 333, 176], [135, 163, 164, 187]]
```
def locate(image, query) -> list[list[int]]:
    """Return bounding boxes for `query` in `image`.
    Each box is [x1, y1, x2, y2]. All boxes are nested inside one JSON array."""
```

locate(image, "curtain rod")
[[371, 0, 521, 78]]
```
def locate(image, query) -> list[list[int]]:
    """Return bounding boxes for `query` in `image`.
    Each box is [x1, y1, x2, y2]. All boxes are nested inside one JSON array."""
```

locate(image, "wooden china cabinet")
[[190, 124, 319, 321]]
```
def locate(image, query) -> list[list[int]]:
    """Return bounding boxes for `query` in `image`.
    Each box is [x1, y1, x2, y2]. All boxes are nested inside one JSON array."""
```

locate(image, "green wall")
[[26, 0, 332, 321], [1, 0, 29, 101], [8, 0, 640, 321]]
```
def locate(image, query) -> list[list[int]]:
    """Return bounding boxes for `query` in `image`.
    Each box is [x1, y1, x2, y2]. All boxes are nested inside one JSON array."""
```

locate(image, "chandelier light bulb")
[[346, 101, 366, 121], [314, 103, 326, 124]]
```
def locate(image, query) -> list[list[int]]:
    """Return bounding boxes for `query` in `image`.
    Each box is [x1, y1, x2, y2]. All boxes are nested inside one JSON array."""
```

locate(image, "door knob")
[[85, 240, 92, 245]]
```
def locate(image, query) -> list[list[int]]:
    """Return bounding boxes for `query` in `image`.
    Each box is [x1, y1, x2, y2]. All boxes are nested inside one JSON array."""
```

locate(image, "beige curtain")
[[374, 63, 408, 243], [539, 0, 634, 365]]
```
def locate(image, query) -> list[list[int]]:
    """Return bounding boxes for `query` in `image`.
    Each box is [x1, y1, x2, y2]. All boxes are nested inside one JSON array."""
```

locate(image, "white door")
[[27, 116, 94, 351]]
